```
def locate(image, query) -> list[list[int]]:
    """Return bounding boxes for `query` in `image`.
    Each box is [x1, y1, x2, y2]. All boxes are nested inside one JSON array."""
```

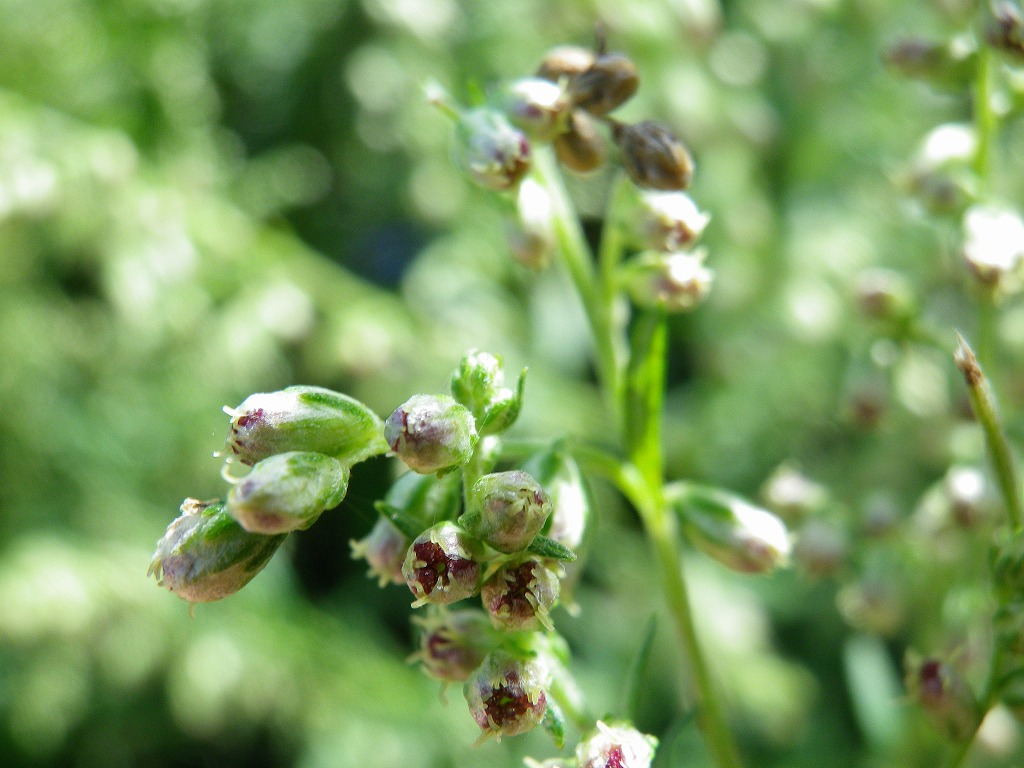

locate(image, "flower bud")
[[624, 249, 713, 313], [614, 120, 694, 191], [854, 268, 914, 323], [905, 654, 978, 741], [464, 651, 549, 739], [568, 53, 640, 116], [523, 449, 591, 550], [224, 386, 386, 467], [481, 557, 560, 632], [986, 2, 1024, 58], [505, 177, 556, 270], [403, 521, 482, 606], [792, 519, 848, 578], [836, 578, 905, 636], [456, 108, 531, 191], [350, 515, 409, 587], [667, 482, 790, 574], [576, 720, 658, 768], [536, 45, 596, 83], [760, 464, 828, 524], [385, 394, 477, 475], [962, 205, 1024, 290], [554, 110, 606, 173], [502, 78, 569, 143], [226, 451, 348, 534], [633, 190, 710, 252], [883, 37, 976, 90], [450, 350, 505, 419], [375, 469, 463, 533], [412, 609, 492, 683], [149, 498, 287, 603], [463, 470, 552, 554]]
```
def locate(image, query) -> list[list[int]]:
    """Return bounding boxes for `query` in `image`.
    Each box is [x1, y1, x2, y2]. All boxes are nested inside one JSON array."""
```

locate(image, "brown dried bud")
[[554, 110, 606, 174], [537, 45, 596, 83], [614, 120, 694, 191], [568, 53, 640, 116]]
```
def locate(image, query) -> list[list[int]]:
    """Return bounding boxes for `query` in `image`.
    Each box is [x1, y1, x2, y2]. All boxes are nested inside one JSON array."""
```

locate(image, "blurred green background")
[[4, 0, 1024, 766]]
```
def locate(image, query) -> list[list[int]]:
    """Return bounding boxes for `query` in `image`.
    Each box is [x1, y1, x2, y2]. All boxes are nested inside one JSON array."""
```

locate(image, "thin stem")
[[955, 335, 1023, 530], [532, 148, 625, 436], [616, 466, 744, 768], [538, 147, 743, 768], [972, 45, 995, 188]]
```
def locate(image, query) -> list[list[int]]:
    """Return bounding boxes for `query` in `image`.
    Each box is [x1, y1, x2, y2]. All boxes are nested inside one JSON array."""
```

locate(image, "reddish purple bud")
[[402, 522, 481, 606], [577, 720, 658, 768], [481, 557, 560, 631], [350, 516, 409, 587], [464, 652, 549, 739], [905, 655, 977, 740]]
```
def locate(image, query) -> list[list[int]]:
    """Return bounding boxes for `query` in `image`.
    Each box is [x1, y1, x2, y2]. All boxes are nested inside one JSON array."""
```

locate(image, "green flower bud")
[[224, 386, 386, 467], [384, 394, 477, 475], [374, 469, 463, 534], [450, 350, 505, 418], [624, 249, 713, 313], [463, 470, 552, 554], [481, 557, 560, 632], [502, 77, 569, 143], [614, 120, 694, 191], [792, 519, 847, 579], [576, 720, 658, 768], [403, 521, 482, 607], [412, 609, 492, 683], [149, 498, 286, 603], [536, 45, 596, 83], [905, 654, 978, 741], [667, 482, 790, 574], [227, 451, 349, 534], [568, 52, 640, 116], [854, 268, 914, 323], [523, 449, 591, 550], [465, 651, 550, 739], [554, 110, 606, 174], [456, 108, 532, 192], [350, 515, 409, 587]]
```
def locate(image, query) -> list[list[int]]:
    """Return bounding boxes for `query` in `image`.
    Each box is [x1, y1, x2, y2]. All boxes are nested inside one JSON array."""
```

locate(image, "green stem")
[[532, 148, 626, 436], [616, 466, 744, 768], [538, 146, 743, 768], [955, 335, 1023, 531], [972, 45, 995, 187]]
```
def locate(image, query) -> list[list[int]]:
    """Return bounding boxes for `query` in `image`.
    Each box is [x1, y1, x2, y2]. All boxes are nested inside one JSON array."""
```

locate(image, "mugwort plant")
[[148, 32, 792, 767]]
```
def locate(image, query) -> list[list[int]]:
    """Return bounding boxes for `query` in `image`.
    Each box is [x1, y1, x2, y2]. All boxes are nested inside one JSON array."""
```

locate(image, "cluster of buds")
[[349, 350, 591, 744], [150, 386, 387, 603], [617, 153, 712, 314], [432, 35, 696, 272]]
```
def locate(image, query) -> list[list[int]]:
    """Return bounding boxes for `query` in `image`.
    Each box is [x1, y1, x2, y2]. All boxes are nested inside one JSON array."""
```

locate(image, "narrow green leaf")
[[624, 309, 667, 485], [527, 535, 577, 562], [624, 615, 658, 721], [374, 501, 424, 540]]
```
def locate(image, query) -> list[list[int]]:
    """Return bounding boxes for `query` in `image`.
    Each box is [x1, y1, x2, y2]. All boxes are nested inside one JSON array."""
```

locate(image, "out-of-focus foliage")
[[5, 0, 1024, 766]]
